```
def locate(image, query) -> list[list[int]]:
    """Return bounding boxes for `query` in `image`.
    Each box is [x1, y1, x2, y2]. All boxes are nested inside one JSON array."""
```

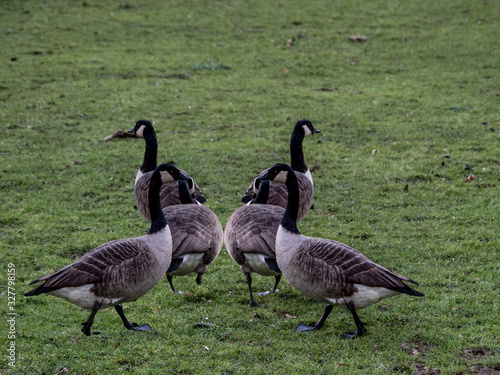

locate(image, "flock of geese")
[[25, 119, 423, 339]]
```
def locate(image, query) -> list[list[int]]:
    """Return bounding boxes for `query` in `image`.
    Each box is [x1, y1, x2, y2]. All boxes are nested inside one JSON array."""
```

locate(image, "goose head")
[[154, 163, 191, 185], [295, 119, 321, 138], [256, 163, 300, 232], [248, 178, 270, 205], [129, 119, 154, 138], [256, 163, 294, 185], [178, 178, 201, 205]]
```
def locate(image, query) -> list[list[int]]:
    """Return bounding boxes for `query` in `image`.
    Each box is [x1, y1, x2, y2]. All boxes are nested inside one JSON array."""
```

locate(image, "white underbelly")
[[329, 284, 401, 310], [244, 253, 280, 276], [48, 285, 115, 310], [167, 253, 204, 276]]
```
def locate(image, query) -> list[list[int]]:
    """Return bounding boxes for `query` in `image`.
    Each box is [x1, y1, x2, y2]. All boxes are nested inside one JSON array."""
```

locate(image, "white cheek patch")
[[273, 170, 288, 184], [136, 125, 146, 138], [302, 125, 312, 137], [252, 178, 259, 194], [188, 178, 195, 194], [160, 170, 175, 183]]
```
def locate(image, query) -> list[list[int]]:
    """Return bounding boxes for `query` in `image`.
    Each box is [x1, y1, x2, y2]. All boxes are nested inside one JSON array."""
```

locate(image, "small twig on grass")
[[100, 130, 138, 142]]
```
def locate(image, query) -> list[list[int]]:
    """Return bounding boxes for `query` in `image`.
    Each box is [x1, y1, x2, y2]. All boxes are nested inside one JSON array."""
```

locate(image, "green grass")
[[1, 0, 499, 373]]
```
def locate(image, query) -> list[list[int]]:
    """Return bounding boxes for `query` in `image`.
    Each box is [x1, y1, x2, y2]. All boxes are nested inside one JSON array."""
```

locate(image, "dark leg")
[[270, 274, 281, 293], [296, 305, 333, 332], [245, 273, 260, 307], [342, 301, 367, 339], [257, 274, 282, 296], [196, 272, 203, 285], [81, 301, 102, 336], [167, 274, 177, 292], [114, 305, 152, 332]]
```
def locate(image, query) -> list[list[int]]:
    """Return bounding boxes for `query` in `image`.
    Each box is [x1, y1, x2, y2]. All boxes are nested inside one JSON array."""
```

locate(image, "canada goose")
[[129, 119, 206, 221], [256, 163, 424, 338], [225, 179, 284, 306], [163, 179, 223, 293], [25, 164, 191, 336], [242, 119, 320, 222]]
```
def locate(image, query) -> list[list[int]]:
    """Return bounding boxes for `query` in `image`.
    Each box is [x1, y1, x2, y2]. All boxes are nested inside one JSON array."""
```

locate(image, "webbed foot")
[[130, 323, 152, 332], [295, 324, 318, 332]]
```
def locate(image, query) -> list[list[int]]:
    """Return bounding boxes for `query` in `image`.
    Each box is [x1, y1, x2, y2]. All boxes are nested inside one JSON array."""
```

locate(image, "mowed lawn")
[[0, 0, 499, 374]]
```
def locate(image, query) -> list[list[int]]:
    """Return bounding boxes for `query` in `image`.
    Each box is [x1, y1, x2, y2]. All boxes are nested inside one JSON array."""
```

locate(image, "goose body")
[[163, 180, 223, 292], [257, 164, 424, 338], [242, 119, 320, 222], [130, 120, 206, 222], [225, 180, 284, 306], [25, 164, 191, 336]]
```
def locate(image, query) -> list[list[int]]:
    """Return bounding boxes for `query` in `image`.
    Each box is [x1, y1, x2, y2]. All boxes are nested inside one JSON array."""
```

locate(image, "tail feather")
[[24, 284, 57, 297], [391, 283, 424, 297]]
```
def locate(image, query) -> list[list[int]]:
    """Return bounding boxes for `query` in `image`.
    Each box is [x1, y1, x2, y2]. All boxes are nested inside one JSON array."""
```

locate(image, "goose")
[[129, 119, 206, 221], [242, 119, 320, 222], [163, 179, 223, 293], [25, 164, 191, 336], [255, 163, 424, 338], [225, 179, 285, 306]]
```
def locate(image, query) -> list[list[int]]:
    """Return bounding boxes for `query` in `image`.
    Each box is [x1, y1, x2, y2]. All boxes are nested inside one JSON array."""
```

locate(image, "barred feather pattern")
[[163, 204, 223, 266], [277, 231, 422, 307], [27, 231, 171, 304], [135, 170, 205, 222], [224, 204, 284, 267]]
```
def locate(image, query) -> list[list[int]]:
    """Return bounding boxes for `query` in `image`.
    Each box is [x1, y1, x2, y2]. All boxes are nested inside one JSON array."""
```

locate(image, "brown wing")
[[135, 170, 206, 221], [225, 204, 284, 265], [163, 205, 223, 263], [30, 239, 146, 289], [302, 238, 418, 292]]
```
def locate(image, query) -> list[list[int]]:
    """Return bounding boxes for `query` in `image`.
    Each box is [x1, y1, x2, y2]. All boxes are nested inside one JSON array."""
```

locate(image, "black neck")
[[141, 127, 158, 173], [290, 127, 308, 173], [148, 171, 167, 234], [253, 179, 269, 204], [178, 179, 195, 204], [282, 170, 300, 234]]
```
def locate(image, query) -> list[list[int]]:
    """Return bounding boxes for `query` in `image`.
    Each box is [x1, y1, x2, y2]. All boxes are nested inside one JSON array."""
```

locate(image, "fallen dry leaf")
[[465, 174, 476, 182], [284, 67, 289, 74], [312, 87, 338, 91], [334, 362, 349, 372], [348, 36, 368, 42], [100, 130, 138, 142]]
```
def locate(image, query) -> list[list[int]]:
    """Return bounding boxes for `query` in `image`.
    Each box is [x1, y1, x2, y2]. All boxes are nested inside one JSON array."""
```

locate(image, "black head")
[[128, 119, 154, 137], [252, 178, 270, 204], [178, 178, 196, 204], [295, 119, 320, 137], [256, 163, 294, 184], [153, 163, 191, 184]]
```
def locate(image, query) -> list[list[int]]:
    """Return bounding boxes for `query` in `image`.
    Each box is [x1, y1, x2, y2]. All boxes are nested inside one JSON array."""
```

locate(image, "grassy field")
[[1, 0, 499, 373]]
